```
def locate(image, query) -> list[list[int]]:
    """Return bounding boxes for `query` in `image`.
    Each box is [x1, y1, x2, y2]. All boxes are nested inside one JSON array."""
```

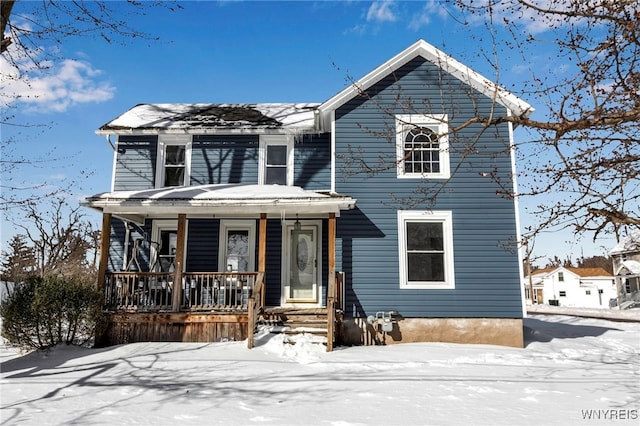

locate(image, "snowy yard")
[[1, 313, 638, 425]]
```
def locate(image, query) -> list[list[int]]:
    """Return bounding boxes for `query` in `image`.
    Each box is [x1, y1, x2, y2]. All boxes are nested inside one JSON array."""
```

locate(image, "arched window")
[[395, 114, 449, 179], [403, 127, 440, 174]]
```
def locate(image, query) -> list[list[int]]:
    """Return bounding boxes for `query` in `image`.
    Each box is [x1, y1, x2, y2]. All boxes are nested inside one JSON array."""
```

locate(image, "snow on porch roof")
[[97, 103, 320, 134], [83, 184, 356, 223]]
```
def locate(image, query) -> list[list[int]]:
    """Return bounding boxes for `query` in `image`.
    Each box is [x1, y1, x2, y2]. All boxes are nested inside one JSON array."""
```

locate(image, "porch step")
[[259, 308, 329, 345]]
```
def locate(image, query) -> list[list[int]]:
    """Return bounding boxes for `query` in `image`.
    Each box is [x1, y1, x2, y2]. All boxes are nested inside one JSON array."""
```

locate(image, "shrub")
[[0, 275, 104, 350]]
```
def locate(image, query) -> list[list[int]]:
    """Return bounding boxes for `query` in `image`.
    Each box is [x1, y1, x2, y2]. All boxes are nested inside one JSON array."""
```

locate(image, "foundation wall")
[[340, 317, 524, 348], [98, 313, 248, 347]]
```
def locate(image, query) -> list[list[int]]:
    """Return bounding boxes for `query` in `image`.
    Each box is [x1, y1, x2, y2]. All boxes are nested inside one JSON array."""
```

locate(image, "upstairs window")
[[259, 135, 293, 185], [396, 114, 449, 179], [266, 144, 287, 184], [404, 127, 440, 174], [156, 135, 191, 188]]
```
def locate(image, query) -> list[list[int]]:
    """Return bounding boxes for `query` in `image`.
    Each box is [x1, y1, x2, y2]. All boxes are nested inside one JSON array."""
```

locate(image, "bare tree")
[[1, 1, 180, 72], [449, 0, 639, 241], [0, 1, 181, 210], [5, 196, 99, 280], [342, 0, 638, 248]]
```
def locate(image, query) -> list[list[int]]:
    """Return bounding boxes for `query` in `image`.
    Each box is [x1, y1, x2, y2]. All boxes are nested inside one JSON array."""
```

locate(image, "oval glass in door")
[[287, 226, 317, 302]]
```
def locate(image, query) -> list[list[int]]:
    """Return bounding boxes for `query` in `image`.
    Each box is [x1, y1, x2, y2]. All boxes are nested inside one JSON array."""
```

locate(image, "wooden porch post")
[[97, 213, 112, 291], [258, 213, 267, 307], [327, 212, 337, 352], [172, 214, 187, 311], [328, 213, 336, 293]]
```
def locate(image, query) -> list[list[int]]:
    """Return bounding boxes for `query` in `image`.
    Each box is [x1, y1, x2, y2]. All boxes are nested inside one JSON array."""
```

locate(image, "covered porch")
[[86, 184, 354, 350]]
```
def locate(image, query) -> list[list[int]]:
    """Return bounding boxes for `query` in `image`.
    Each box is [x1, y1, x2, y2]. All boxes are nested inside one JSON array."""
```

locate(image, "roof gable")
[[318, 39, 533, 130]]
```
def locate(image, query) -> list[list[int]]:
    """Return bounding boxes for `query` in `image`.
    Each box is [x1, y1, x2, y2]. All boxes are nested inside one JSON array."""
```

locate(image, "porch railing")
[[104, 272, 258, 312], [183, 272, 257, 310], [104, 272, 173, 311]]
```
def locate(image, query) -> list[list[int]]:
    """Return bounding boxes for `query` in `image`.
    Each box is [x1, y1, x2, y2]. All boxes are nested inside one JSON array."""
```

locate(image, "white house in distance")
[[610, 230, 640, 309], [523, 267, 616, 309]]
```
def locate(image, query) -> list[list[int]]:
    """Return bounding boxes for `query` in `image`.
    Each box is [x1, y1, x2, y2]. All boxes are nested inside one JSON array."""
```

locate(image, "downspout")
[[105, 134, 117, 151]]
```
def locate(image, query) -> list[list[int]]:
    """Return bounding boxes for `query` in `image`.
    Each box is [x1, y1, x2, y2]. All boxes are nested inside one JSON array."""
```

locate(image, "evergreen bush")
[[0, 275, 104, 350]]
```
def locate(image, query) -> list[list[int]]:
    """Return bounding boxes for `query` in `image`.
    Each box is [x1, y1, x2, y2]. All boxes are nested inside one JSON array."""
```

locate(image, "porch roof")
[[616, 260, 640, 276], [83, 184, 356, 224]]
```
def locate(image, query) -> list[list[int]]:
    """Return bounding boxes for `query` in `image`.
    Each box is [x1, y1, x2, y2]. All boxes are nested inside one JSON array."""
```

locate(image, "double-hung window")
[[156, 135, 191, 188], [396, 114, 450, 179], [397, 210, 455, 289], [259, 135, 293, 185]]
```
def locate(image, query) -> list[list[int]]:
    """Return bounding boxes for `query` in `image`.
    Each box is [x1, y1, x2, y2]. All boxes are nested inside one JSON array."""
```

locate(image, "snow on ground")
[[527, 304, 640, 321], [1, 313, 639, 426]]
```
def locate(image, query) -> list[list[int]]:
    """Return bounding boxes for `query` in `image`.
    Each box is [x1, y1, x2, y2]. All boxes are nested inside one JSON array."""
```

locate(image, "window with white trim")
[[218, 220, 256, 272], [259, 135, 293, 185], [150, 220, 182, 272], [156, 135, 191, 188], [396, 114, 449, 179], [397, 210, 455, 289]]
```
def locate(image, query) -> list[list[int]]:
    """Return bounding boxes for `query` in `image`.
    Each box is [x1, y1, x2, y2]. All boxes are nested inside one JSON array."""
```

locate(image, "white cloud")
[[366, 1, 397, 23], [408, 0, 449, 31], [1, 56, 115, 113]]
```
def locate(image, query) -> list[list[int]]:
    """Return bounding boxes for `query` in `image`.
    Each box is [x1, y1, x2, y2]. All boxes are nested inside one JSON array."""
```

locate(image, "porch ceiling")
[[83, 184, 356, 223]]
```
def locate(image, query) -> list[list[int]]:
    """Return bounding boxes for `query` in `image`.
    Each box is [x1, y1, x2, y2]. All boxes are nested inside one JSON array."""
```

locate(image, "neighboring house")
[[523, 267, 616, 309], [84, 40, 533, 349], [610, 230, 640, 309]]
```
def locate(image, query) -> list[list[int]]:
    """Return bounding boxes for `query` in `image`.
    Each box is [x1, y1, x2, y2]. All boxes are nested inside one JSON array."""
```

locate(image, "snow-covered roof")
[[610, 230, 640, 255], [317, 39, 534, 131], [83, 184, 356, 224], [531, 266, 612, 278], [97, 103, 320, 134], [617, 260, 640, 275]]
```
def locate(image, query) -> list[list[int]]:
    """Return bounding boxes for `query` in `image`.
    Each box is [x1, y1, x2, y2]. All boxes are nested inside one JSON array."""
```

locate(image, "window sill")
[[397, 173, 450, 180], [400, 283, 455, 290]]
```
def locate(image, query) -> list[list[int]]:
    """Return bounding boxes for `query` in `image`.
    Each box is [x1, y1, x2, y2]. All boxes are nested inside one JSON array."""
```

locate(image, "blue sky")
[[1, 0, 617, 263]]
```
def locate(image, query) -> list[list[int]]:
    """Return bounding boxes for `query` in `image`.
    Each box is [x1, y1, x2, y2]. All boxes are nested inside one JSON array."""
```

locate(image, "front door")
[[283, 221, 320, 305], [535, 288, 544, 304]]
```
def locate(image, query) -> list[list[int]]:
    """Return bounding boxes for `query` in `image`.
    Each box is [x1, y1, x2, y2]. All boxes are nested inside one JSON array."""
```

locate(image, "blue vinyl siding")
[[264, 220, 283, 306], [294, 133, 331, 190], [113, 133, 329, 190], [108, 220, 126, 271], [334, 56, 522, 319], [191, 135, 259, 185], [114, 135, 157, 191], [186, 219, 220, 272]]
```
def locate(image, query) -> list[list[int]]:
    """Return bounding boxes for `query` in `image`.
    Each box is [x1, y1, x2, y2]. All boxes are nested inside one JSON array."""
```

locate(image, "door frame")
[[281, 219, 322, 307], [150, 219, 186, 272]]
